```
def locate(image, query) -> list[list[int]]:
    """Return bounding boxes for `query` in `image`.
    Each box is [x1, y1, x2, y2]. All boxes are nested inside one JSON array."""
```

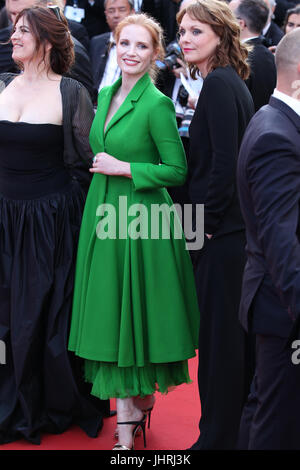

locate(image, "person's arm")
[[91, 94, 187, 189], [70, 83, 95, 191], [130, 95, 187, 190], [202, 74, 239, 235], [248, 132, 300, 323]]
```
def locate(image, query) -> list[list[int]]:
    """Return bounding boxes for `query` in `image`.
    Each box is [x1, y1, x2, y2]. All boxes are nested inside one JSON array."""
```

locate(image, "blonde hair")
[[177, 0, 250, 80], [114, 13, 165, 81]]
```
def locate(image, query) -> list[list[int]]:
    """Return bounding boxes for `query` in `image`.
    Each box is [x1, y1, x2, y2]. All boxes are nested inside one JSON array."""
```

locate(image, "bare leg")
[[116, 397, 144, 449], [133, 394, 155, 411]]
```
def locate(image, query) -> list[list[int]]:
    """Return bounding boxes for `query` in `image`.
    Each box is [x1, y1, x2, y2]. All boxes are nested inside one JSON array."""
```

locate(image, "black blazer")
[[0, 26, 17, 74], [188, 65, 254, 237], [142, 0, 180, 45], [89, 31, 111, 91], [237, 97, 300, 339], [67, 36, 97, 102], [68, 19, 90, 52], [65, 0, 109, 38], [263, 20, 284, 46], [245, 37, 277, 112]]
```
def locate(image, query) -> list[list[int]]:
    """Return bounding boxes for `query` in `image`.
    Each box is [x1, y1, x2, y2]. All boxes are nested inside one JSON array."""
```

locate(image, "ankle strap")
[[117, 415, 146, 426]]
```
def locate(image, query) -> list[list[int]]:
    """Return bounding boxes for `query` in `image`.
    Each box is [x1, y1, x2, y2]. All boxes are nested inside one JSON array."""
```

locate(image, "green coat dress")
[[68, 73, 200, 399]]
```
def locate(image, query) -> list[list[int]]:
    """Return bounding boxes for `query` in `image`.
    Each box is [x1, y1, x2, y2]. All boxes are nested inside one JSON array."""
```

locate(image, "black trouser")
[[238, 334, 300, 450], [191, 231, 255, 450]]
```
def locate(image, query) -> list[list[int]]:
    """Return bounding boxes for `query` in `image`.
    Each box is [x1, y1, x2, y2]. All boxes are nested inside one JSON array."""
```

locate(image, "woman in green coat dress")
[[68, 13, 200, 450]]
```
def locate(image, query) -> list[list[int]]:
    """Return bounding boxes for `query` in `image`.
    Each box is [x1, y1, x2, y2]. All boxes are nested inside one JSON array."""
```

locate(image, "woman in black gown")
[[177, 0, 255, 449], [0, 6, 105, 444]]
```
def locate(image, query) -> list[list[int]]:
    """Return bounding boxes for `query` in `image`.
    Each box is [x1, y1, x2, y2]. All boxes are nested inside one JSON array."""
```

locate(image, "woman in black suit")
[[177, 0, 255, 449]]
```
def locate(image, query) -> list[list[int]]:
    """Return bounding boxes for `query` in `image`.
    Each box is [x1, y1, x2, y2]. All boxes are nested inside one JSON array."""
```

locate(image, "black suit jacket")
[[68, 19, 90, 52], [65, 0, 109, 38], [245, 37, 277, 112], [263, 20, 284, 46], [142, 0, 180, 45], [0, 26, 17, 74], [67, 36, 96, 102], [188, 65, 254, 237], [89, 31, 111, 91], [0, 6, 9, 29], [237, 97, 300, 339]]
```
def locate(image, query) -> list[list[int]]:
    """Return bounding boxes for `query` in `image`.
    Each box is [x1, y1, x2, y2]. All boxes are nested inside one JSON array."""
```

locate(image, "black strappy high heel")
[[114, 406, 153, 438], [144, 406, 153, 429], [112, 414, 147, 450]]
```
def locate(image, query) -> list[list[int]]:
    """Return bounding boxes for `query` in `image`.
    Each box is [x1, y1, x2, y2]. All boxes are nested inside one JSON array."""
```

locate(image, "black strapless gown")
[[0, 121, 105, 444]]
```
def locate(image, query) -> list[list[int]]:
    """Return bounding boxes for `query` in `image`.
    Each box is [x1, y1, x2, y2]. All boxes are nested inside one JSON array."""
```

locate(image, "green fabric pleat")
[[84, 359, 192, 400]]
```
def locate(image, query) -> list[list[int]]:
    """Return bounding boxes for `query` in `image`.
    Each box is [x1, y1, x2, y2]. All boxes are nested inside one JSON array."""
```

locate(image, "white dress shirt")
[[262, 21, 271, 36], [99, 33, 121, 91], [134, 0, 143, 11]]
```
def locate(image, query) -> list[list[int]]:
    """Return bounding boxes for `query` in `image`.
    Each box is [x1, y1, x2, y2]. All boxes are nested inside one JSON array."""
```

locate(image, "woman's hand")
[[90, 152, 132, 178]]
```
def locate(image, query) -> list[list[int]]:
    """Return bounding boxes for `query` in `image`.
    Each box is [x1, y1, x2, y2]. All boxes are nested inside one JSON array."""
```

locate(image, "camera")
[[156, 41, 182, 71], [178, 85, 189, 107]]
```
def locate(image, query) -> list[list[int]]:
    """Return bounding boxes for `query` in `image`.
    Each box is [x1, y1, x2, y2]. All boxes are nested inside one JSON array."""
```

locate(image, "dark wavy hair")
[[177, 0, 250, 80], [12, 6, 74, 74], [283, 5, 300, 34]]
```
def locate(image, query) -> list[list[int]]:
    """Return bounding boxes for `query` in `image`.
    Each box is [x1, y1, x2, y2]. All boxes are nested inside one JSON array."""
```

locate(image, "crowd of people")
[[0, 0, 300, 452]]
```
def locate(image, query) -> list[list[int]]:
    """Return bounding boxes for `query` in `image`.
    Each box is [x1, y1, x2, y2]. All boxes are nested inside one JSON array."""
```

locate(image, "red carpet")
[[1, 355, 200, 451]]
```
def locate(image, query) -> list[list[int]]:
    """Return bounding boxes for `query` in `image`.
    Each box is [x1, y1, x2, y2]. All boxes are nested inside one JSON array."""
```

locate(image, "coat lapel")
[[95, 34, 111, 88], [269, 96, 300, 132], [104, 73, 151, 138], [97, 77, 122, 143]]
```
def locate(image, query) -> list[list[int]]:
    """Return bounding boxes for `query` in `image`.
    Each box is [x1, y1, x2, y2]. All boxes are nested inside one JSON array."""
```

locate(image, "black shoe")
[[187, 437, 202, 450], [104, 409, 117, 418]]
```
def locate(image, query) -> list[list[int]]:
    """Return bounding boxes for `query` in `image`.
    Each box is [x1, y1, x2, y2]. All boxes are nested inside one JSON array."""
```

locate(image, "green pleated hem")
[[84, 359, 192, 400]]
